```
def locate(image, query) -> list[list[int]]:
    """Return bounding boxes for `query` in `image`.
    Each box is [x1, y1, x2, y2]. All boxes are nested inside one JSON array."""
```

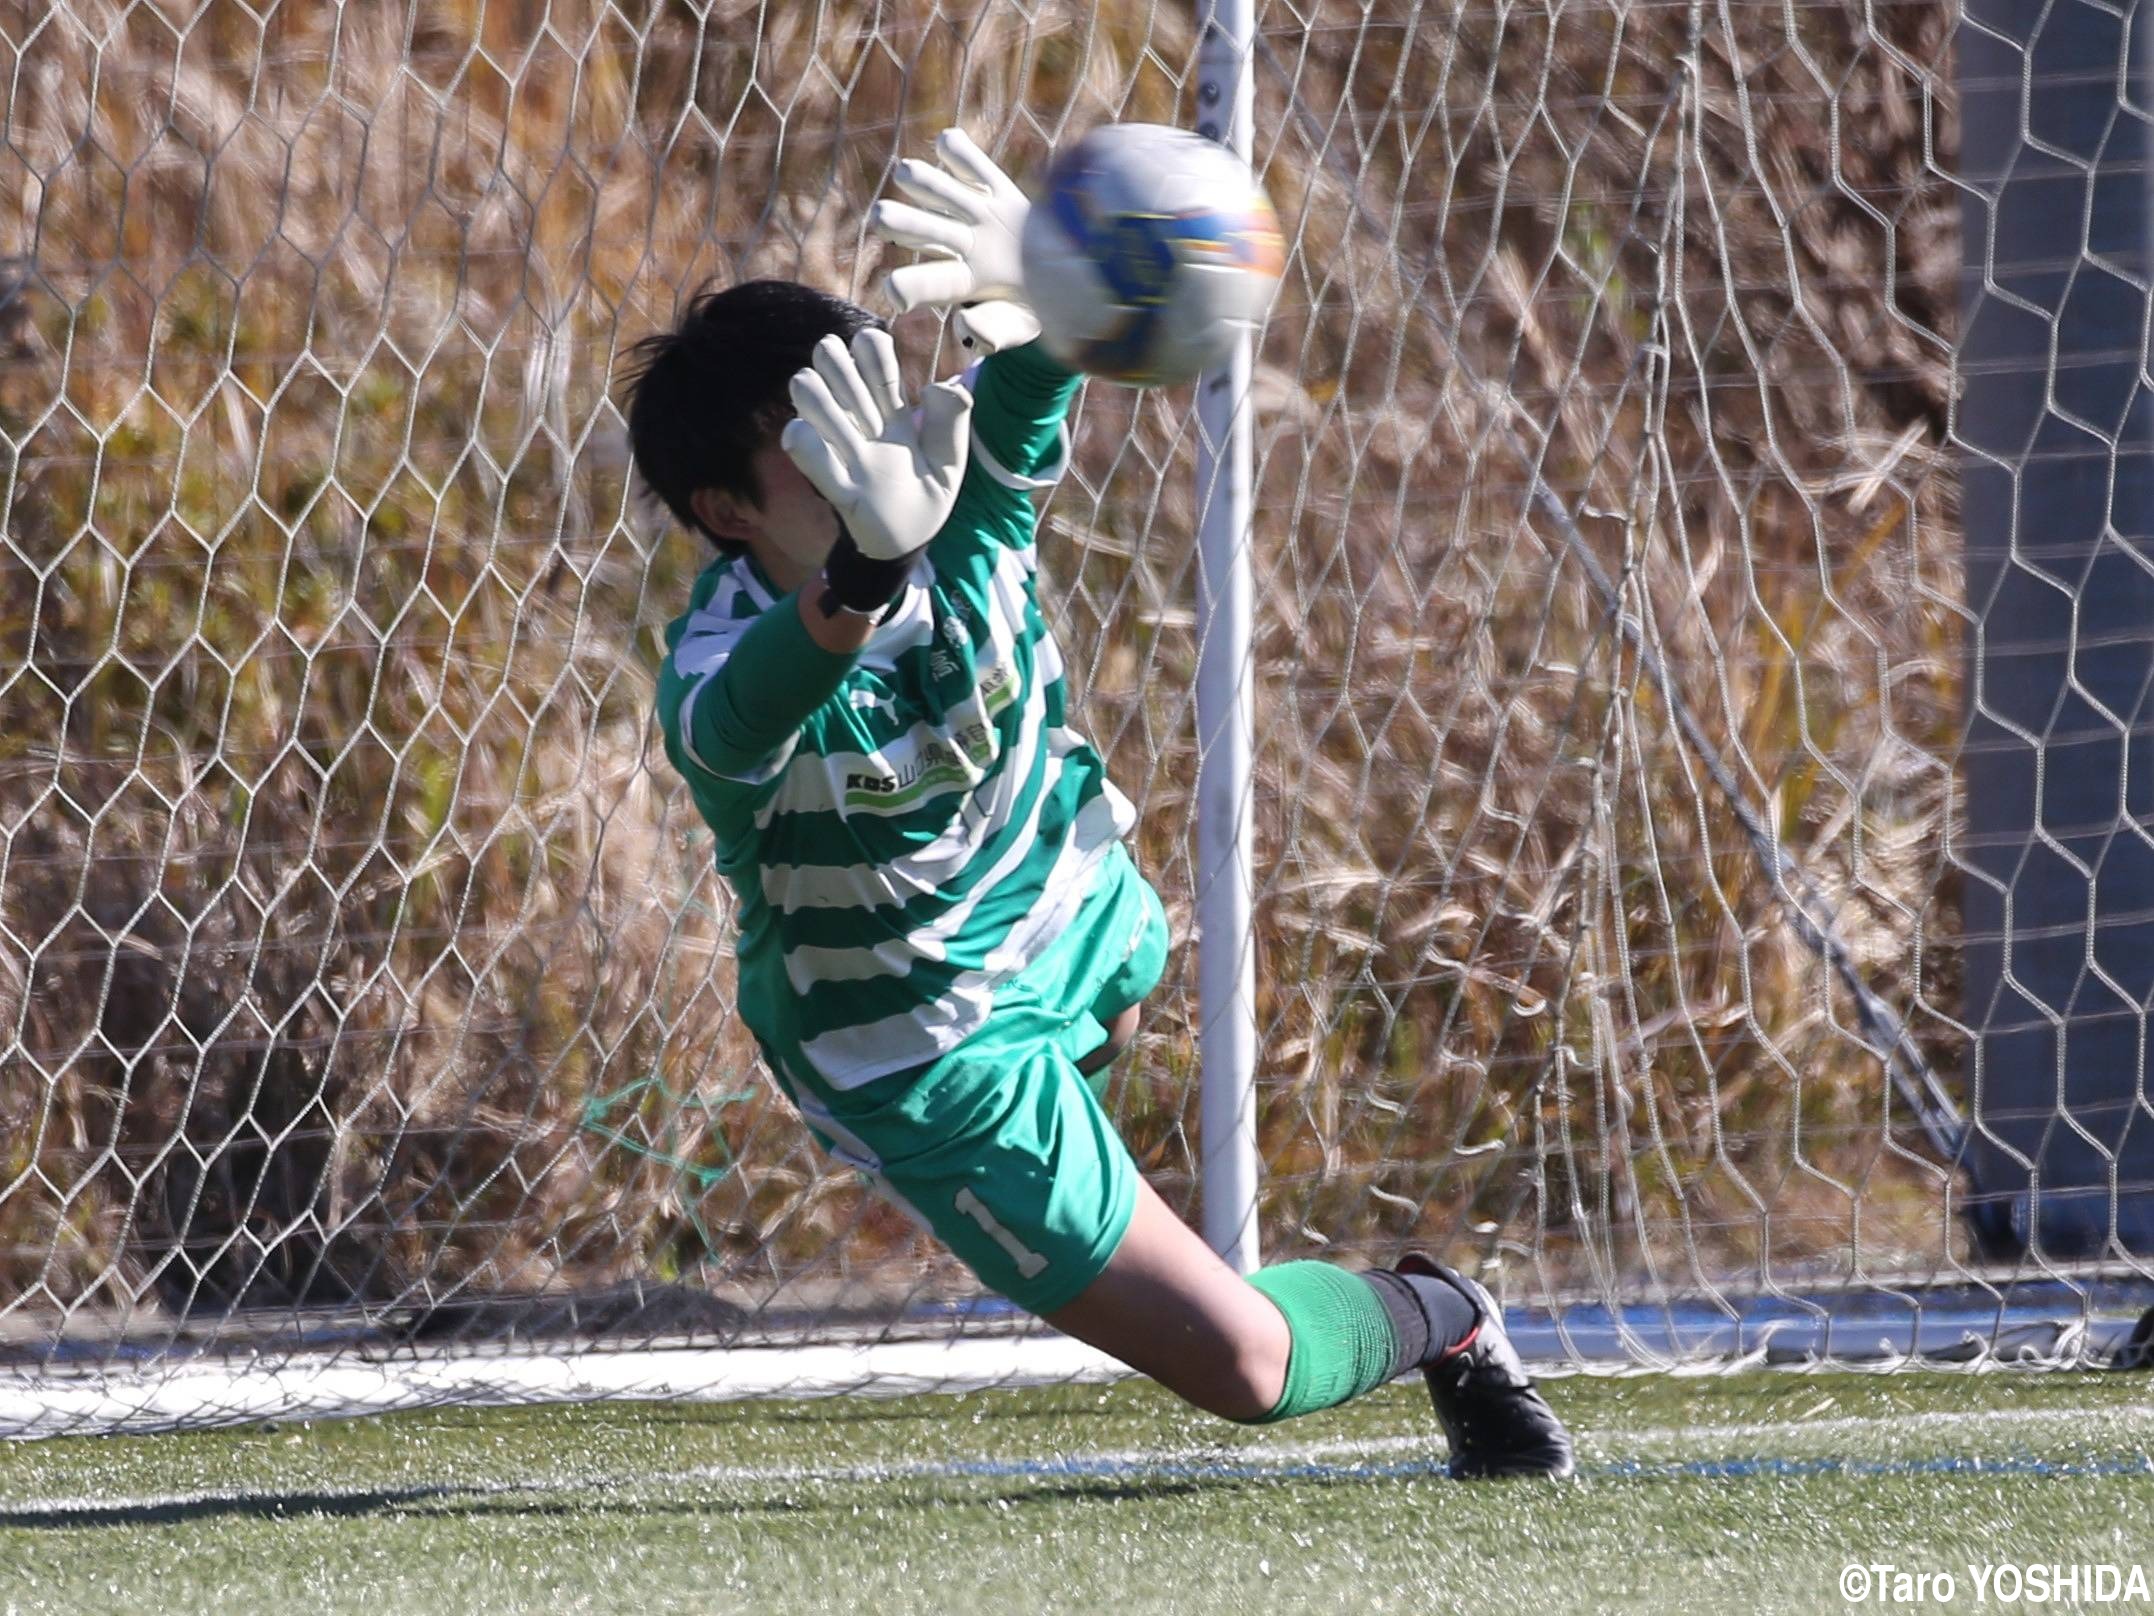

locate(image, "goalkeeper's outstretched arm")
[[869, 129, 1081, 519]]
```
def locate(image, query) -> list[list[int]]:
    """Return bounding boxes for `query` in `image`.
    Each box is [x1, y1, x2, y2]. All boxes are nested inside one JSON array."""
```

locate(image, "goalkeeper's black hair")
[[620, 279, 882, 555]]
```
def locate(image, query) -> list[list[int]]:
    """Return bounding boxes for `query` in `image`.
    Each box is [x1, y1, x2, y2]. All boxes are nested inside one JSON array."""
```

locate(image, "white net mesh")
[[3, 0, 2149, 1436]]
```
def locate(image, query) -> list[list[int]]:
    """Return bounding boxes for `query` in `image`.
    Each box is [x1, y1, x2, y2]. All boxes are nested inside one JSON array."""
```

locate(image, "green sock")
[[1241, 1261, 1403, 1424]]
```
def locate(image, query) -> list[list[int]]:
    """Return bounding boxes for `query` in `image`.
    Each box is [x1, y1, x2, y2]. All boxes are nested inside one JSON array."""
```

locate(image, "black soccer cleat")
[[1397, 1253, 1576, 1480]]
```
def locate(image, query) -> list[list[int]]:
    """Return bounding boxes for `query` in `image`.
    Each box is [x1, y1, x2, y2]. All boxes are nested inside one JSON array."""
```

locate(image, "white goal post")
[[1193, 0, 1261, 1276], [3, 0, 2152, 1438]]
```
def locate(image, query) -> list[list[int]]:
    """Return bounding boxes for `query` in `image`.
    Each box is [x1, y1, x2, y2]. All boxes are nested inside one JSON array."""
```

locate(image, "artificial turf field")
[[2, 1368, 2149, 1614]]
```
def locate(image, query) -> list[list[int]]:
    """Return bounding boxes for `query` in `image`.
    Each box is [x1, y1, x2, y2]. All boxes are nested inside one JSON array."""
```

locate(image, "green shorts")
[[779, 858, 1169, 1315]]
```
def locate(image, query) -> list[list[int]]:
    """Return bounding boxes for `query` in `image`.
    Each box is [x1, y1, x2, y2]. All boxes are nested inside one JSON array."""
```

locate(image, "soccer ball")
[[1020, 123, 1284, 387]]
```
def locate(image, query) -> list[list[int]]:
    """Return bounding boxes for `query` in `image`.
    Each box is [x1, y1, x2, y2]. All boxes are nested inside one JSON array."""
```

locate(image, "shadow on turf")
[[0, 1484, 553, 1530], [21, 1449, 2138, 1532], [0, 1473, 1298, 1531]]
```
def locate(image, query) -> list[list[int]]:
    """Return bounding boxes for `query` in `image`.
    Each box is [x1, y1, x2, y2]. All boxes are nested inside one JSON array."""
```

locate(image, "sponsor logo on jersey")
[[841, 663, 1022, 813]]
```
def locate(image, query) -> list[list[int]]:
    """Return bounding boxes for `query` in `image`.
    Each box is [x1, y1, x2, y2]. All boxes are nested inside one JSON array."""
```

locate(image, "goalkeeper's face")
[[747, 440, 844, 580], [692, 440, 842, 587]]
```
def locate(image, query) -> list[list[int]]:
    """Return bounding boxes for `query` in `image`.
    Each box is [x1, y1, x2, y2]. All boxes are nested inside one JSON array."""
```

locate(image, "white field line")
[[5, 1399, 2147, 1520], [0, 1334, 1131, 1442]]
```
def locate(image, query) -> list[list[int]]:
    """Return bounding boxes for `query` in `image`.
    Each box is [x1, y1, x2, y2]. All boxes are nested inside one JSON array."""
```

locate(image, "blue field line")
[[1593, 1454, 2154, 1482], [887, 1450, 2154, 1489]]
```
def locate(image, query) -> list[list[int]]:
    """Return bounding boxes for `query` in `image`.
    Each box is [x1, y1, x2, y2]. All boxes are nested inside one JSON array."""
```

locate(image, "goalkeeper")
[[627, 131, 1573, 1478]]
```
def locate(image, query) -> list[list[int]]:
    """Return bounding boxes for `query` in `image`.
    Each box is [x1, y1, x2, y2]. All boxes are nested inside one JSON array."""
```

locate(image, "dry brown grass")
[[0, 0, 1970, 1343]]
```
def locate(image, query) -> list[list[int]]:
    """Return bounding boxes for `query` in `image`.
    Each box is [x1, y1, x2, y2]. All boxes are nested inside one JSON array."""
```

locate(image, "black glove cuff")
[[818, 524, 913, 618]]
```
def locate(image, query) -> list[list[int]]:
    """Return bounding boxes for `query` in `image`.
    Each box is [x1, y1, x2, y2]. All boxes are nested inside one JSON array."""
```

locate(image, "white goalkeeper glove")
[[869, 128, 1043, 357], [780, 327, 973, 563]]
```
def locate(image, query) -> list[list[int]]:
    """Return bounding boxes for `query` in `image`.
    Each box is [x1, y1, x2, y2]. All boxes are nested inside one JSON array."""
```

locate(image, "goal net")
[[4, 0, 2150, 1436]]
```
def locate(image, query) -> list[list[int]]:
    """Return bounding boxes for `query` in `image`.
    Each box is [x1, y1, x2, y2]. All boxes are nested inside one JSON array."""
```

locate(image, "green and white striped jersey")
[[654, 344, 1140, 1093]]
